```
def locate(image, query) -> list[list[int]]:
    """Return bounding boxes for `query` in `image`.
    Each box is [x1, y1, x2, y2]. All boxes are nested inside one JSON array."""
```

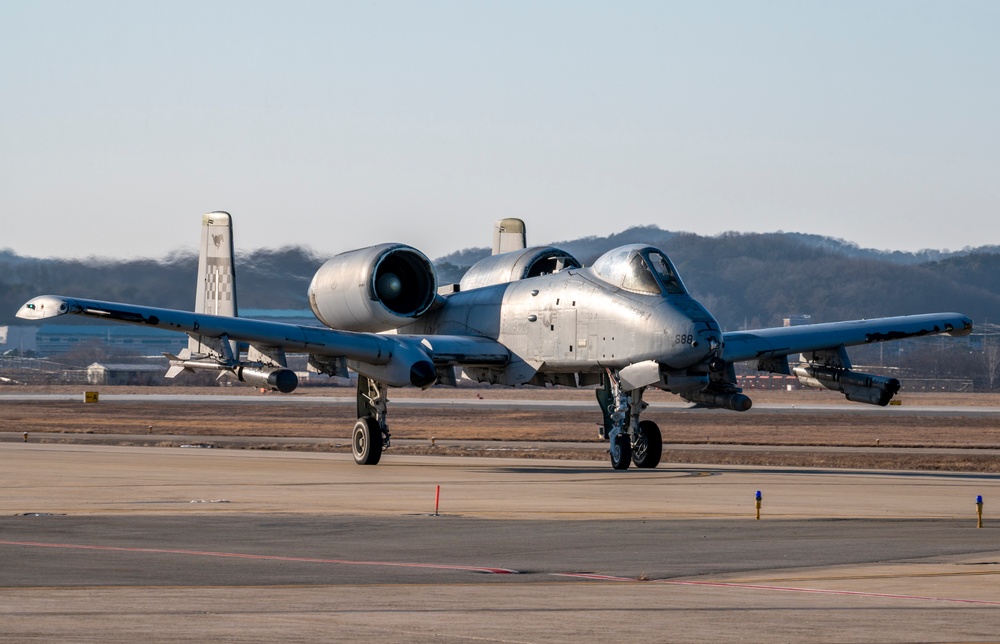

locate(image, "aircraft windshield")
[[592, 245, 687, 296]]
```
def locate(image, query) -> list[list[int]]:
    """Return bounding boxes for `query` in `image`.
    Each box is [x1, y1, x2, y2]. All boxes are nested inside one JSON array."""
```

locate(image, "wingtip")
[[947, 313, 974, 337], [16, 296, 73, 320]]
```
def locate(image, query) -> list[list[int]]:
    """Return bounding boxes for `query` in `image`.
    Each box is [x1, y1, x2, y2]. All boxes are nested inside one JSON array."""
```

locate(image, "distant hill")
[[3, 228, 999, 330], [0, 247, 323, 325], [659, 232, 1000, 329], [435, 225, 679, 281], [435, 226, 1000, 271], [434, 227, 1000, 329], [781, 233, 1000, 265]]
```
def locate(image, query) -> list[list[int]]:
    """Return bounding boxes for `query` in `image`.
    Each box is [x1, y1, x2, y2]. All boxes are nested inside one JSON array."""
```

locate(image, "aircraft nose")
[[658, 300, 722, 369], [665, 322, 718, 369], [689, 327, 717, 362], [698, 327, 726, 371], [698, 327, 722, 356], [673, 323, 721, 370]]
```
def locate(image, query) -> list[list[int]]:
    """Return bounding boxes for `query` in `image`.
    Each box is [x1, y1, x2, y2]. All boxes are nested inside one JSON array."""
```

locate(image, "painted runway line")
[[0, 540, 519, 575], [7, 539, 999, 606]]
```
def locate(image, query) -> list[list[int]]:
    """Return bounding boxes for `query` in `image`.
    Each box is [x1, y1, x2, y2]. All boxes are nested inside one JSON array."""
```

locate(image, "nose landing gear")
[[632, 419, 662, 469], [598, 369, 663, 470]]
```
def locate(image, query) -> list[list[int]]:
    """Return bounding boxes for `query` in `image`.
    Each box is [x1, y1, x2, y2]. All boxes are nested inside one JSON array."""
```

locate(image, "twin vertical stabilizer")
[[194, 212, 238, 316], [185, 212, 238, 360], [492, 218, 527, 255], [165, 211, 293, 387]]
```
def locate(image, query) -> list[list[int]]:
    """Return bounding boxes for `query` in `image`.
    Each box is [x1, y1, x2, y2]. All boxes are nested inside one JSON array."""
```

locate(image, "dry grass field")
[[2, 385, 999, 471]]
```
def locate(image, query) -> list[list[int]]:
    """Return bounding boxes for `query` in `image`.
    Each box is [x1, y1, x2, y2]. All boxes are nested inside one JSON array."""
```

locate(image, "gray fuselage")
[[404, 266, 721, 375]]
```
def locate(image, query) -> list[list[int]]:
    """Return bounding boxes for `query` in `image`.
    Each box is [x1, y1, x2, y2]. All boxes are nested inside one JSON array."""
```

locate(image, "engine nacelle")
[[348, 337, 437, 389], [459, 246, 581, 292], [793, 365, 900, 406], [309, 244, 437, 332], [236, 365, 298, 393]]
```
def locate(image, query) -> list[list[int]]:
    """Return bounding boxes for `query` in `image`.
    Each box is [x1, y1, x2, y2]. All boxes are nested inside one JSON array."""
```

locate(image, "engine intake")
[[309, 244, 437, 332]]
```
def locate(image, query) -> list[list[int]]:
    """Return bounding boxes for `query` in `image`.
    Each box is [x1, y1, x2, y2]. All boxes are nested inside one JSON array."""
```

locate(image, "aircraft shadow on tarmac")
[[481, 464, 1000, 480], [481, 465, 721, 477]]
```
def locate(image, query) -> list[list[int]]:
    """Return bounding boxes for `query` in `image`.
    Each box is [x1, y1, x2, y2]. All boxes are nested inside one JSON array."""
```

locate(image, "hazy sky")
[[2, 1, 998, 261]]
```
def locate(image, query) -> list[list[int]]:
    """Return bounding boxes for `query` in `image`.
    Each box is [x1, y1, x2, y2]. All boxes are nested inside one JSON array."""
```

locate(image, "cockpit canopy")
[[591, 244, 687, 296]]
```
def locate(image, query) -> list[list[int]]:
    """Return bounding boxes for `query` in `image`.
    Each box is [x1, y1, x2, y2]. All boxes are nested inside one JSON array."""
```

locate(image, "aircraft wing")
[[16, 295, 510, 388], [722, 312, 973, 364]]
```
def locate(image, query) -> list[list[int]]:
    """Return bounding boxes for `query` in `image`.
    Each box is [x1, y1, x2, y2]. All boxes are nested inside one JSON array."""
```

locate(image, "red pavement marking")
[[0, 540, 519, 575]]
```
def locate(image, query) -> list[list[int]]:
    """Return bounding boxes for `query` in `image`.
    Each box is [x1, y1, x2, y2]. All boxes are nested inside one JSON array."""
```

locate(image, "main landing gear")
[[353, 375, 390, 465], [597, 369, 663, 471], [350, 369, 664, 470]]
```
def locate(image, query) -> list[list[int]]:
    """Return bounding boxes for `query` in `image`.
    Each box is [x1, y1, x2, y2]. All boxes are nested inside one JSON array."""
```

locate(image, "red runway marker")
[[0, 540, 519, 575]]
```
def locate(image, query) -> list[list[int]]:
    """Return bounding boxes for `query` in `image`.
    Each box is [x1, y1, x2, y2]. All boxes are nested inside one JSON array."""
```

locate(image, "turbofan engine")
[[459, 246, 581, 291], [308, 243, 437, 332]]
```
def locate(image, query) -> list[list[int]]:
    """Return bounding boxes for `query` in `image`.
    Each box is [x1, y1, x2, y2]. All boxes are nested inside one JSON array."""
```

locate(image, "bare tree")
[[982, 338, 1000, 391]]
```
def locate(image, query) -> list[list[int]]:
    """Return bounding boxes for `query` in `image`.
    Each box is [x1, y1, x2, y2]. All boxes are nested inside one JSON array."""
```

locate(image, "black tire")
[[352, 417, 382, 465], [632, 420, 662, 469], [610, 432, 631, 470]]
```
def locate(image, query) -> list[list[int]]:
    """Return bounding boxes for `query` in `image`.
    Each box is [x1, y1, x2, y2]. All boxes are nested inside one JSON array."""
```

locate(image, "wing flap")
[[17, 295, 511, 370], [20, 295, 397, 362]]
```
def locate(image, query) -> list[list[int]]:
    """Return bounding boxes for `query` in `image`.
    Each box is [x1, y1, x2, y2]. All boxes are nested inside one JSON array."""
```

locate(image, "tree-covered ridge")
[[0, 247, 322, 323], [434, 228, 1000, 330], [3, 228, 999, 330]]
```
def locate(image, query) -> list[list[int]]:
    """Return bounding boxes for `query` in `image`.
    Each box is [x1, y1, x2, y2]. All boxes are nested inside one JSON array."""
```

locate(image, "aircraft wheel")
[[352, 417, 382, 465], [610, 433, 631, 470], [632, 420, 662, 469]]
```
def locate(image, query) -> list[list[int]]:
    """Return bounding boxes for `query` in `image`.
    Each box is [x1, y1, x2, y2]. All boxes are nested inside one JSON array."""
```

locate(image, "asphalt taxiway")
[[2, 443, 999, 642]]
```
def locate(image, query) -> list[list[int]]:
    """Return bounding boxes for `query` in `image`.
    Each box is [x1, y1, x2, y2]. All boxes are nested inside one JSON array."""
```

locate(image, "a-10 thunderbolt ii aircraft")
[[18, 213, 973, 470]]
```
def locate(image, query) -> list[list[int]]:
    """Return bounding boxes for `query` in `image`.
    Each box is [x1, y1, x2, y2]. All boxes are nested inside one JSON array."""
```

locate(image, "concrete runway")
[[2, 443, 999, 642]]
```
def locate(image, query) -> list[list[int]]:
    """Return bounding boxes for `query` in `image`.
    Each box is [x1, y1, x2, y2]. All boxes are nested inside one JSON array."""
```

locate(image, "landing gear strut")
[[353, 375, 390, 465], [597, 369, 663, 470]]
